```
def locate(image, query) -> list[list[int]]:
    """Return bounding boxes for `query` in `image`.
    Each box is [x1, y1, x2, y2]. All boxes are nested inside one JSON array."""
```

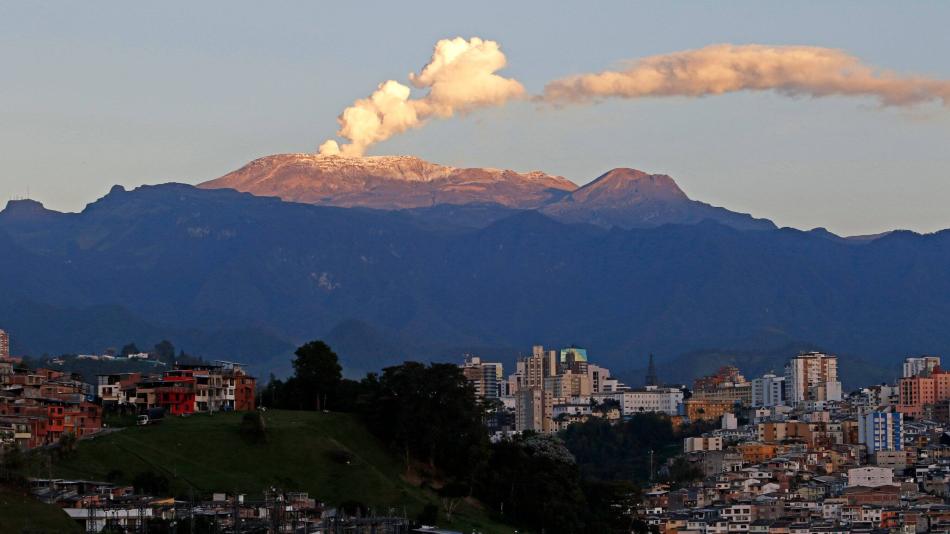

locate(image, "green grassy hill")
[[0, 486, 81, 533], [41, 410, 509, 533]]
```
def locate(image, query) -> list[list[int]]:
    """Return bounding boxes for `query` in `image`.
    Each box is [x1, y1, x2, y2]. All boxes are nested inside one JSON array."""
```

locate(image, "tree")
[[474, 434, 587, 534], [665, 456, 703, 487], [153, 340, 176, 362], [260, 374, 284, 408], [57, 432, 78, 458], [240, 411, 267, 443], [583, 480, 640, 533], [292, 341, 342, 411], [439, 481, 468, 522], [120, 343, 140, 357], [132, 470, 170, 495], [561, 413, 676, 482], [359, 362, 488, 480], [0, 443, 25, 482]]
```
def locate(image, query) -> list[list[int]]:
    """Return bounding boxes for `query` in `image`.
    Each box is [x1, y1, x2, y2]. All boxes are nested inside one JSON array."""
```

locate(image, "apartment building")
[[751, 373, 786, 408], [785, 352, 842, 403], [460, 354, 504, 400], [903, 355, 941, 378], [858, 411, 903, 454], [0, 329, 9, 358], [0, 367, 102, 449]]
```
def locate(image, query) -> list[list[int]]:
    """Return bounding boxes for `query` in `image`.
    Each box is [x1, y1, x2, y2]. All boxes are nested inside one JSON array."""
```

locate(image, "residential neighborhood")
[[9, 322, 950, 532], [461, 348, 950, 532], [0, 328, 256, 451]]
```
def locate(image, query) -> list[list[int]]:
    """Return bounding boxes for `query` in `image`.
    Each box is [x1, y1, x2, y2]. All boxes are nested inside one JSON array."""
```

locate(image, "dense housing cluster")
[[0, 362, 102, 449], [462, 348, 950, 532], [97, 362, 256, 415], [0, 328, 256, 452]]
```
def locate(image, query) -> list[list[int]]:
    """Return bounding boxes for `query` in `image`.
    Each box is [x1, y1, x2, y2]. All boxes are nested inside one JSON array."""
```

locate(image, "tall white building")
[[0, 329, 8, 359], [785, 352, 842, 403], [903, 356, 941, 378], [751, 373, 786, 407], [858, 411, 903, 454]]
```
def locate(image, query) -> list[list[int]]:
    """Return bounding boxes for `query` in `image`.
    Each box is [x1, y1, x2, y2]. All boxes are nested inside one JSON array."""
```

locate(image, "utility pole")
[[649, 449, 655, 482], [232, 488, 239, 533]]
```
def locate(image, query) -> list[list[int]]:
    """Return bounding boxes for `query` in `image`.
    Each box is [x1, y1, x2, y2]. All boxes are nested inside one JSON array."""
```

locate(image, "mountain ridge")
[[199, 153, 776, 231], [3, 182, 950, 387], [199, 153, 576, 210]]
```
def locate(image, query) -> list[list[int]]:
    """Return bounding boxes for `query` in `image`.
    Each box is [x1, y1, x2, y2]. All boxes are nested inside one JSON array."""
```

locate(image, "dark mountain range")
[[199, 154, 773, 231], [1, 179, 949, 384]]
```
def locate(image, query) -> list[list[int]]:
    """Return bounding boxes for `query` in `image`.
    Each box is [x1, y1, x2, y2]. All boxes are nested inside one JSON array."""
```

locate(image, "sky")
[[1, 1, 948, 236]]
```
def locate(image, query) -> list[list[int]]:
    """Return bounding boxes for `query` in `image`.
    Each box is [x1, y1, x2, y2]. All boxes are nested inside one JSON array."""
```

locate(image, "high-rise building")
[[0, 329, 9, 359], [510, 344, 625, 432], [903, 356, 941, 378], [460, 355, 504, 400], [858, 411, 903, 454], [751, 373, 786, 407], [896, 371, 950, 418], [784, 352, 842, 403], [587, 363, 625, 393], [515, 387, 545, 432], [645, 353, 658, 387], [559, 346, 588, 374], [544, 371, 592, 398]]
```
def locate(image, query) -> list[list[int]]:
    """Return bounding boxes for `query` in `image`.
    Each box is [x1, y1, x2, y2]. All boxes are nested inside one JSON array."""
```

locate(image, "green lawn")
[[0, 485, 81, 533], [41, 410, 512, 533]]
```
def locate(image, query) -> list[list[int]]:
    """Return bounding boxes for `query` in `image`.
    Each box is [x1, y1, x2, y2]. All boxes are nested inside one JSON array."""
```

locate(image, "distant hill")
[[2, 182, 950, 382], [49, 410, 507, 532]]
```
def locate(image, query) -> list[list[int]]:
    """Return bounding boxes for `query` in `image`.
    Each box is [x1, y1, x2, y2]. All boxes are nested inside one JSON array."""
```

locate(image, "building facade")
[[858, 411, 903, 454], [0, 329, 9, 358], [751, 373, 786, 408], [785, 352, 842, 403], [460, 355, 504, 400], [903, 356, 941, 378], [614, 386, 683, 416]]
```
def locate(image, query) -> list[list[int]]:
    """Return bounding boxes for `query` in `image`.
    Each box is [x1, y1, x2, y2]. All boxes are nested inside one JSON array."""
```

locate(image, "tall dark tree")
[[119, 343, 140, 357], [561, 413, 677, 482], [153, 340, 176, 362], [359, 362, 488, 480], [292, 341, 342, 411], [475, 434, 587, 534]]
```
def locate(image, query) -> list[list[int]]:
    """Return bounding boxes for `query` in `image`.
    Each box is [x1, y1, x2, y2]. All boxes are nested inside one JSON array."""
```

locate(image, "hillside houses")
[[98, 361, 256, 415], [0, 361, 102, 449]]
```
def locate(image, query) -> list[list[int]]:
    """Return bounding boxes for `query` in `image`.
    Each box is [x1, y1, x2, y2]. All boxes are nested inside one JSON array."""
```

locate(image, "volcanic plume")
[[317, 40, 950, 155], [318, 37, 524, 156]]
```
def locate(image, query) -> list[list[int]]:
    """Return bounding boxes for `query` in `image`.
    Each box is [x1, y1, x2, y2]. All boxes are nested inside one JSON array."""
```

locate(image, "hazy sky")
[[1, 2, 948, 235]]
